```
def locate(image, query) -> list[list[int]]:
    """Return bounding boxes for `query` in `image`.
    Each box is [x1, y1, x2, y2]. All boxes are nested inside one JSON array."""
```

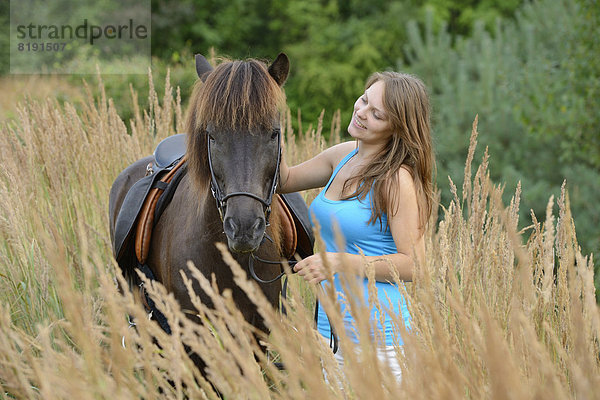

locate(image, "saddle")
[[112, 134, 314, 271]]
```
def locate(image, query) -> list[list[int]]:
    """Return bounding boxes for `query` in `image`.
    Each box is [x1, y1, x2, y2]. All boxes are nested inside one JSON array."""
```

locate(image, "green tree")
[[518, 0, 600, 169], [399, 0, 600, 260], [419, 0, 524, 36], [280, 1, 419, 132]]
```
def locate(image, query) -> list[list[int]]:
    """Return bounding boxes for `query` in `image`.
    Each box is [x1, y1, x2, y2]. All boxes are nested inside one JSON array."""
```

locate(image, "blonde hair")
[[342, 71, 435, 229]]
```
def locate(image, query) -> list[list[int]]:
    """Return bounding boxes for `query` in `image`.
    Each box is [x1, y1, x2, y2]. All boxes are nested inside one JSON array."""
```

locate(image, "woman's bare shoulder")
[[397, 165, 416, 188], [385, 165, 418, 215], [322, 141, 356, 167]]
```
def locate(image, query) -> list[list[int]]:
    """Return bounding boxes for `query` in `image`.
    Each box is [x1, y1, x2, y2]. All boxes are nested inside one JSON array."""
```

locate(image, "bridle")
[[207, 129, 293, 284], [207, 129, 281, 223]]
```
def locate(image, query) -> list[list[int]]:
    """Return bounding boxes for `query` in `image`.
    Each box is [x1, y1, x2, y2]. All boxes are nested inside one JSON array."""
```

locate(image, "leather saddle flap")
[[273, 195, 297, 260], [112, 156, 186, 266], [279, 192, 314, 258], [135, 156, 187, 264], [113, 172, 162, 262]]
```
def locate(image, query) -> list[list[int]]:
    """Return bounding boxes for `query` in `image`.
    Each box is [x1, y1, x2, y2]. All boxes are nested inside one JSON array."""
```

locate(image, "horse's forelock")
[[194, 59, 285, 133]]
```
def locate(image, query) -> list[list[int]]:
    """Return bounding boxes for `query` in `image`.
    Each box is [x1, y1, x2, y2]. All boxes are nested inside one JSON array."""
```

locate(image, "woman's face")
[[347, 80, 394, 144]]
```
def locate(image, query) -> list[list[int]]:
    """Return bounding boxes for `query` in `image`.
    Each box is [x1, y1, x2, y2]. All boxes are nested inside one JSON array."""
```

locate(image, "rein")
[[248, 233, 298, 284]]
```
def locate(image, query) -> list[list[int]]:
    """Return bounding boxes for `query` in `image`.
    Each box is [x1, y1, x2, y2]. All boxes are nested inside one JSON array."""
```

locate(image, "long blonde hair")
[[342, 71, 435, 230]]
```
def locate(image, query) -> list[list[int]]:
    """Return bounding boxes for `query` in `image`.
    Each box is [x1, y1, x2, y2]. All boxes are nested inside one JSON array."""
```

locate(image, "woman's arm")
[[278, 141, 356, 193], [293, 167, 425, 284]]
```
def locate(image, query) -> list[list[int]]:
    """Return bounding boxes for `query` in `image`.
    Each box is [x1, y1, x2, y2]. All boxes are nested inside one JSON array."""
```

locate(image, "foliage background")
[[1, 0, 598, 284]]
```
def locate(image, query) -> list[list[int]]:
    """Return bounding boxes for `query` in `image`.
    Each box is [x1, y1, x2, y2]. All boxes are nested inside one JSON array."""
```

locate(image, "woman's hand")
[[293, 252, 341, 284]]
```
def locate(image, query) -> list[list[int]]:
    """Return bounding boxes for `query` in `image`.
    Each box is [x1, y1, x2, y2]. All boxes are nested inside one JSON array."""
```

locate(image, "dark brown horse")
[[108, 54, 292, 366]]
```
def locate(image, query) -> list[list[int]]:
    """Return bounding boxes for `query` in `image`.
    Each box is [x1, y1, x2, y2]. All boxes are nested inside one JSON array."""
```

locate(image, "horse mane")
[[185, 57, 286, 253]]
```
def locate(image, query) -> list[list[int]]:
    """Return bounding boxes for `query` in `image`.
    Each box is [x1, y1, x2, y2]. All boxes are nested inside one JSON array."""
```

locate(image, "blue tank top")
[[309, 148, 411, 346]]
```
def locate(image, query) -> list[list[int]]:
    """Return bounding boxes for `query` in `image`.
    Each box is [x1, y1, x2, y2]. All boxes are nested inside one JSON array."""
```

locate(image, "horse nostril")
[[224, 217, 238, 235], [251, 218, 265, 233]]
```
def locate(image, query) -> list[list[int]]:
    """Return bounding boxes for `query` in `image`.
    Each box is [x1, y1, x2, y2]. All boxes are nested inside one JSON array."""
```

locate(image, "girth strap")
[[137, 262, 172, 334]]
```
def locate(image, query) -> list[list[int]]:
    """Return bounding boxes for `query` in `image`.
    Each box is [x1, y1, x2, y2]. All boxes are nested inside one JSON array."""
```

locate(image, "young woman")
[[278, 71, 434, 378]]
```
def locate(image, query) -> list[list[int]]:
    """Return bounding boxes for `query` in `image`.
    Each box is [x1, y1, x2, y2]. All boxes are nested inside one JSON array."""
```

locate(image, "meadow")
[[0, 73, 598, 399]]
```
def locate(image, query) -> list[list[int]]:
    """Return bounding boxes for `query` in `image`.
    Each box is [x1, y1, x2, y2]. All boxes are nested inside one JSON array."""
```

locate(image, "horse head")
[[187, 53, 289, 253]]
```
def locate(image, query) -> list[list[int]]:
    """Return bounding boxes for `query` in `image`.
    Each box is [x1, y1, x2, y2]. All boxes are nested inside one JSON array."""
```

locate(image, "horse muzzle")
[[223, 215, 266, 253]]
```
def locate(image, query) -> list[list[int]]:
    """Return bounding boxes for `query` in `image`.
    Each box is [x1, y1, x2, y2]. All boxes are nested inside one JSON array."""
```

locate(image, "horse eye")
[[270, 130, 279, 140]]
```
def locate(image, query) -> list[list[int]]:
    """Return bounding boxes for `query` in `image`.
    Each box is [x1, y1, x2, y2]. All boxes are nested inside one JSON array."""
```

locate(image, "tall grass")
[[0, 74, 597, 399]]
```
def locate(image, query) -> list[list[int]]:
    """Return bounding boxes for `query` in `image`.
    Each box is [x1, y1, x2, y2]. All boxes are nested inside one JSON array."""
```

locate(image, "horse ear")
[[195, 54, 213, 82], [268, 53, 289, 86]]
